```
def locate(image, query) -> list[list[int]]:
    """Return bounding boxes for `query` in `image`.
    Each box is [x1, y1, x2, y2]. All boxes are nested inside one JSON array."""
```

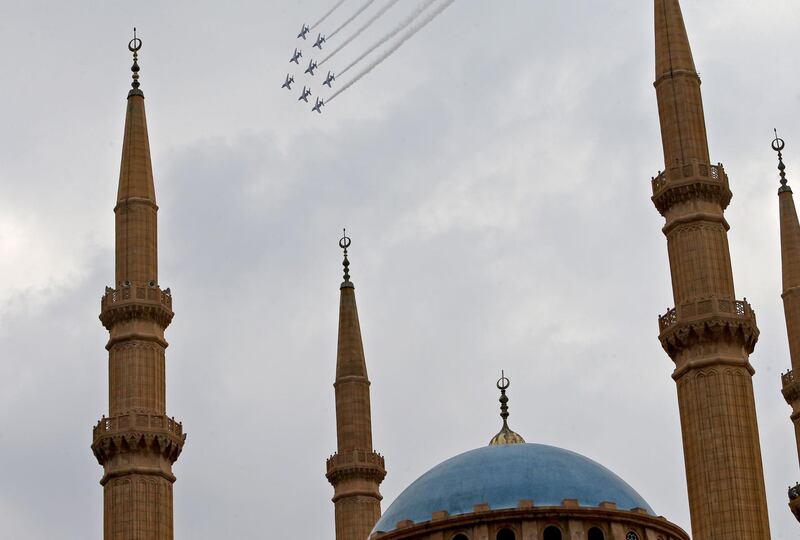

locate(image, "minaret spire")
[[91, 31, 185, 539], [654, 0, 709, 167], [774, 132, 800, 521], [327, 232, 386, 540], [650, 2, 771, 538], [488, 371, 525, 446]]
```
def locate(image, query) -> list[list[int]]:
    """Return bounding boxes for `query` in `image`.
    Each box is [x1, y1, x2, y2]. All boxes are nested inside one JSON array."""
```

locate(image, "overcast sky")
[[1, 0, 800, 538]]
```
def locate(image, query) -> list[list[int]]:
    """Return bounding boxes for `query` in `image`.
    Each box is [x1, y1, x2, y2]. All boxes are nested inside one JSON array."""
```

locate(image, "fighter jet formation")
[[281, 0, 458, 114]]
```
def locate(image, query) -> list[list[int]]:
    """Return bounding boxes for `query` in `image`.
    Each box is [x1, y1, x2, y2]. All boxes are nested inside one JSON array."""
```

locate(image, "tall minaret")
[[326, 232, 386, 540], [91, 31, 185, 539], [650, 2, 771, 538], [773, 133, 800, 522]]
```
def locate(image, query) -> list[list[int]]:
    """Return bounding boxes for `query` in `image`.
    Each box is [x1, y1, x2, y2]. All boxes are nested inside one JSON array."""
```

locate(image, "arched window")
[[453, 535, 469, 540], [625, 533, 639, 540], [588, 527, 605, 540], [543, 526, 562, 540], [496, 528, 515, 540]]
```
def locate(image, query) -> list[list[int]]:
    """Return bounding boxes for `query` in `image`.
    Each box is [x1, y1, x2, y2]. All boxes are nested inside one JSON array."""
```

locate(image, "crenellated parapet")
[[100, 283, 173, 330], [651, 161, 731, 215]]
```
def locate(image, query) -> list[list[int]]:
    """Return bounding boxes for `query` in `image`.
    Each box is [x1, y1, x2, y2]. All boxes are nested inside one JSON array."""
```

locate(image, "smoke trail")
[[312, 0, 348, 30], [328, 0, 457, 102], [328, 0, 378, 40], [337, 0, 440, 77], [321, 0, 402, 66]]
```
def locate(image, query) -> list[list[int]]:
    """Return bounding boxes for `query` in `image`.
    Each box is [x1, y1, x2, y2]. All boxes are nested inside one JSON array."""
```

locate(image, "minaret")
[[91, 31, 185, 539], [650, 2, 771, 538], [326, 232, 386, 540], [773, 133, 800, 522]]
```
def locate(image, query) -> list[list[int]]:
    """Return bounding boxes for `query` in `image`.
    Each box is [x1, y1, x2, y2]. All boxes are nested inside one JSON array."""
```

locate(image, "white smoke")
[[328, 0, 379, 40], [321, 0, 403, 66], [328, 0, 457, 102], [336, 0, 440, 78], [311, 0, 349, 30]]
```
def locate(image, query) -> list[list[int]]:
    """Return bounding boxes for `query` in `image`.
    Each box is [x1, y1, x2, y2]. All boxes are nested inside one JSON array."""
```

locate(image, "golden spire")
[[489, 371, 525, 446]]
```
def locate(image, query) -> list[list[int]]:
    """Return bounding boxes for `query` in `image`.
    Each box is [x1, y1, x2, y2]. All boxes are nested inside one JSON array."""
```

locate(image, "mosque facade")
[[91, 1, 797, 539]]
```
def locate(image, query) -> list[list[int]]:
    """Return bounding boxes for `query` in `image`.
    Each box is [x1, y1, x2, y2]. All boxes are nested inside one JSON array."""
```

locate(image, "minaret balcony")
[[92, 412, 185, 465], [790, 484, 800, 523], [99, 283, 174, 329], [651, 161, 732, 214], [781, 369, 800, 406], [657, 298, 759, 357], [326, 449, 386, 485], [659, 298, 755, 332]]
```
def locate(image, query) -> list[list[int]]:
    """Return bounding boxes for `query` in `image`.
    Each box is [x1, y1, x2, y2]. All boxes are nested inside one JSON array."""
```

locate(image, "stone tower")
[[91, 33, 186, 539], [773, 134, 800, 521], [327, 233, 386, 540], [650, 1, 771, 538]]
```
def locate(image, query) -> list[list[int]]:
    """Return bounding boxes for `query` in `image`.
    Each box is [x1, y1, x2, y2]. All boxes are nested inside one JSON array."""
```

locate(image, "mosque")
[[90, 1, 799, 539]]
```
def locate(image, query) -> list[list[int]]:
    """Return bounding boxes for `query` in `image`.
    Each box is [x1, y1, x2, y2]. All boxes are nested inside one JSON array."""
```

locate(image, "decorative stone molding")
[[369, 505, 688, 540], [326, 449, 386, 485], [790, 485, 800, 523], [92, 413, 185, 465], [100, 284, 174, 329], [651, 161, 731, 214], [657, 298, 759, 358], [782, 370, 800, 404]]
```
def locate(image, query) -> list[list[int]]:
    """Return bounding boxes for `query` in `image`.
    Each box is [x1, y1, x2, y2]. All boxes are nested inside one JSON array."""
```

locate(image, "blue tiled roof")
[[373, 443, 654, 534]]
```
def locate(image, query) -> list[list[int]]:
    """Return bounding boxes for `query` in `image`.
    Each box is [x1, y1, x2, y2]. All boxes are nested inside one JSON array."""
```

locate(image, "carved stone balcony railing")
[[782, 369, 800, 405], [92, 412, 186, 466], [657, 298, 759, 358], [651, 160, 732, 214], [326, 449, 386, 485], [790, 484, 800, 524], [93, 412, 184, 442], [101, 283, 172, 310], [659, 298, 754, 333], [99, 283, 174, 329]]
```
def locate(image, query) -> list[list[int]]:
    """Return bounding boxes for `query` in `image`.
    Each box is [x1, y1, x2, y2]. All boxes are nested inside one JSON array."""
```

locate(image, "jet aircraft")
[[313, 33, 326, 49], [305, 59, 318, 76], [323, 71, 335, 88], [297, 24, 310, 40], [298, 86, 312, 102], [281, 74, 294, 90], [290, 48, 302, 64], [312, 98, 325, 114]]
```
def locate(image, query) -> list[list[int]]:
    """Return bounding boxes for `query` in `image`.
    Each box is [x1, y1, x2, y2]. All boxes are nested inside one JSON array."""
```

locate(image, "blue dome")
[[374, 443, 654, 534]]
